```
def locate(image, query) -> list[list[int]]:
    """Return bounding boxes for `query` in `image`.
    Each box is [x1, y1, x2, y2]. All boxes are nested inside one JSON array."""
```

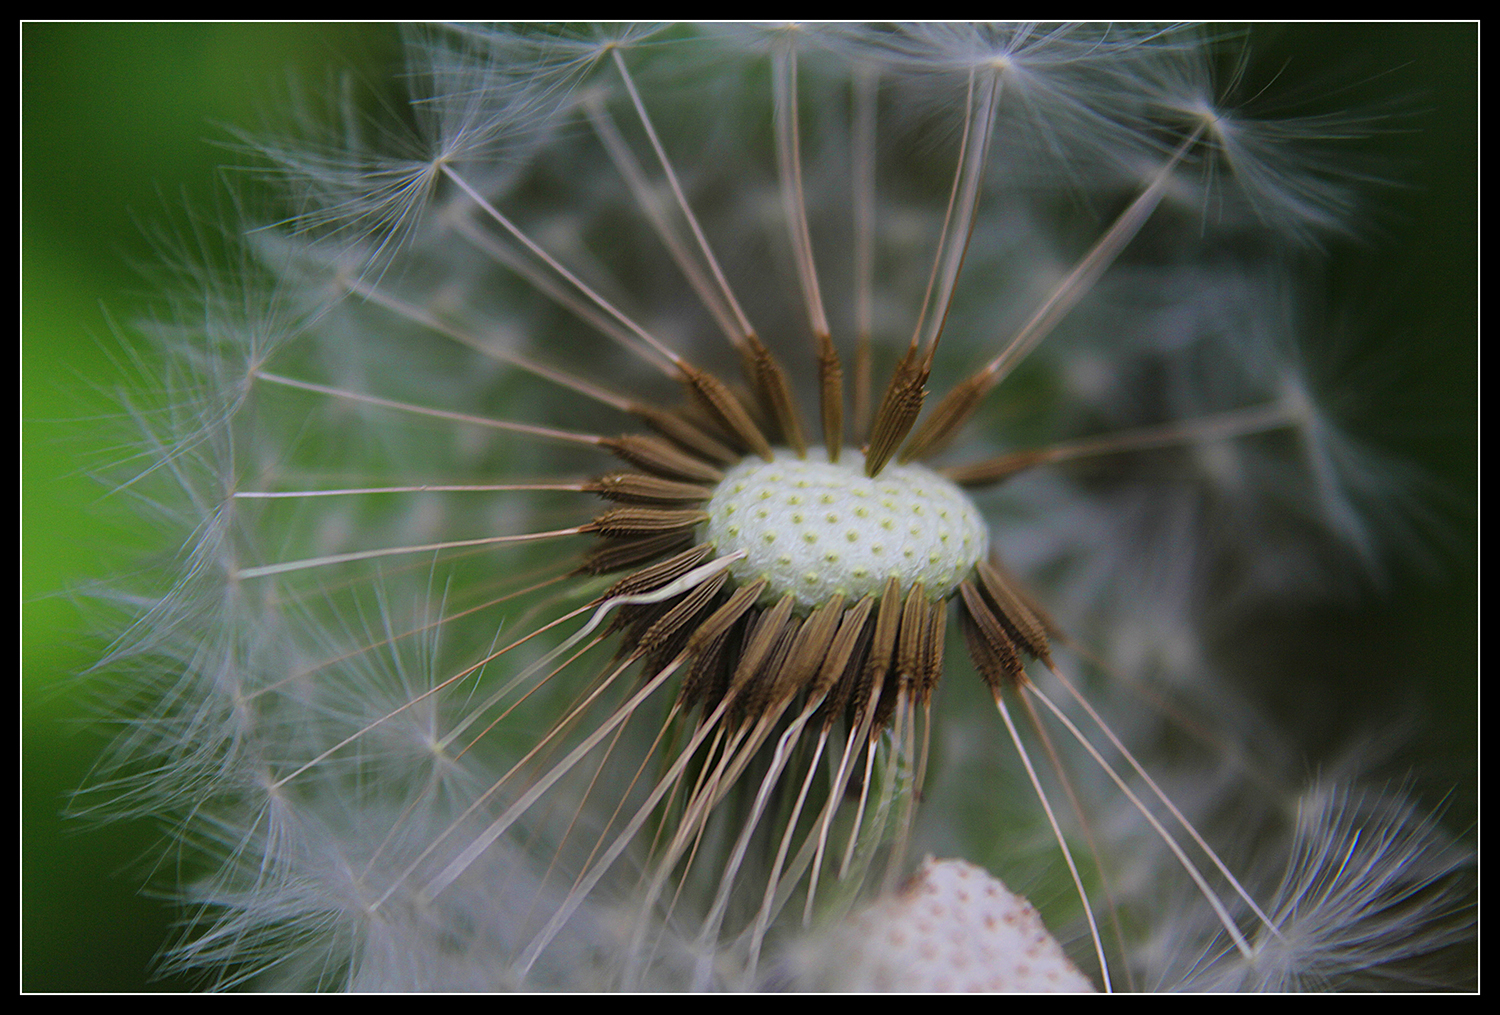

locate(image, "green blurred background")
[[22, 24, 402, 991], [22, 23, 1476, 991]]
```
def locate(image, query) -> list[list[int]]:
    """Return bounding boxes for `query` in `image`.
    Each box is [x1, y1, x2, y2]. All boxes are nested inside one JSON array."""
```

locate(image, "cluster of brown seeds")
[[540, 322, 1059, 946]]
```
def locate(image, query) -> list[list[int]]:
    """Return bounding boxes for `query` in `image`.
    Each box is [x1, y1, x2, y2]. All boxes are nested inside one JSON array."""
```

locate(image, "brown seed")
[[865, 348, 929, 477], [975, 559, 1052, 663], [742, 334, 807, 457], [631, 403, 740, 464], [588, 473, 714, 505], [726, 593, 798, 708], [850, 577, 905, 731], [587, 507, 709, 539], [687, 578, 768, 656], [918, 597, 948, 705], [681, 363, 774, 461], [811, 595, 877, 719], [900, 370, 994, 463], [602, 434, 725, 483], [578, 529, 699, 575], [817, 331, 845, 462], [597, 543, 716, 602], [958, 580, 1025, 692], [634, 569, 730, 663], [768, 594, 846, 709]]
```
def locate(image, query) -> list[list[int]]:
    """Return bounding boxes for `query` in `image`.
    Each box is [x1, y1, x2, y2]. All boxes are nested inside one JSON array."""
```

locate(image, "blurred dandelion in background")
[[23, 23, 1476, 991]]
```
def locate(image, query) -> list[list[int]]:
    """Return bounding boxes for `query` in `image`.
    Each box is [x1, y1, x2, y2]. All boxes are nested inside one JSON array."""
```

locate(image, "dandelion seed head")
[[67, 22, 1473, 992]]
